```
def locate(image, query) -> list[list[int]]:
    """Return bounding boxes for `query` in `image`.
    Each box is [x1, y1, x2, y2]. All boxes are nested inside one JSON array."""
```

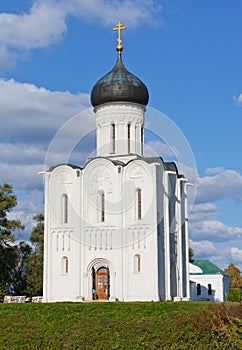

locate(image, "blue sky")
[[0, 0, 242, 271]]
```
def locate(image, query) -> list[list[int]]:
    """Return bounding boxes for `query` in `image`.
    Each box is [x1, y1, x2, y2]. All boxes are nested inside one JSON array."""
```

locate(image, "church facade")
[[43, 24, 190, 302]]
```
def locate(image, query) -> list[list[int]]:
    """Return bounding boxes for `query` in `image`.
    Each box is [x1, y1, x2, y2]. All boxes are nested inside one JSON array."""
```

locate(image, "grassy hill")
[[0, 301, 241, 349]]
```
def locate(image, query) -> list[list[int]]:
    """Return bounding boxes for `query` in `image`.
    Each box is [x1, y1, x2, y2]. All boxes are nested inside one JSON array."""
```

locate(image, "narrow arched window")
[[197, 283, 201, 296], [100, 192, 105, 222], [128, 123, 131, 154], [62, 194, 68, 224], [136, 188, 142, 220], [208, 284, 212, 295], [62, 256, 69, 274], [141, 125, 144, 154], [111, 123, 115, 153], [134, 254, 141, 273]]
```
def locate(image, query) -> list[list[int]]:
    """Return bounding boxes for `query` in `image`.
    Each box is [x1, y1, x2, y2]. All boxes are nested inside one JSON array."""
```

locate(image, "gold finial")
[[113, 22, 126, 54]]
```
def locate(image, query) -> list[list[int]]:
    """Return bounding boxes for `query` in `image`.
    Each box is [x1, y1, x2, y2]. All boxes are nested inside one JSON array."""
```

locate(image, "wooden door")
[[96, 267, 109, 300]]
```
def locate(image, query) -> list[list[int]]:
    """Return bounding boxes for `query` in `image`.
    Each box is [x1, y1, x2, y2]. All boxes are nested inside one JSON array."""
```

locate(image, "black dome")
[[91, 54, 149, 107]]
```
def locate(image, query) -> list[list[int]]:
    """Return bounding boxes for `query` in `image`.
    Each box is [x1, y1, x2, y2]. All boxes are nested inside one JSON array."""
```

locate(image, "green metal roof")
[[190, 260, 229, 276]]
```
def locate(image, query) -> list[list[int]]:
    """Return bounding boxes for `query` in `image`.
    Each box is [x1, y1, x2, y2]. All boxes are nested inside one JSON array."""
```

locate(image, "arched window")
[[197, 283, 201, 296], [111, 123, 115, 153], [62, 194, 68, 224], [136, 188, 142, 220], [208, 284, 212, 295], [62, 256, 69, 274], [99, 191, 105, 222], [127, 123, 131, 154], [134, 254, 141, 273]]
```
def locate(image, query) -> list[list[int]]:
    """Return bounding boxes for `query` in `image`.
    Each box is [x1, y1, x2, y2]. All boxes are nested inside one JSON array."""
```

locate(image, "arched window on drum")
[[111, 123, 116, 154]]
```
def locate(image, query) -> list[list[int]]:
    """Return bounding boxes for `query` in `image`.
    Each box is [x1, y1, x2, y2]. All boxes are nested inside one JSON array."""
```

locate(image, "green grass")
[[0, 302, 241, 349]]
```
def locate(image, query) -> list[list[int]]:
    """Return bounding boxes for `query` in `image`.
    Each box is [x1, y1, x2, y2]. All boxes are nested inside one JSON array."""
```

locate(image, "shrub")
[[226, 288, 241, 302]]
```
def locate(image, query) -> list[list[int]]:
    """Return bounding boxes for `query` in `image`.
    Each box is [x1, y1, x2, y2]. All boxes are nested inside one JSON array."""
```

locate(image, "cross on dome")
[[113, 22, 126, 54], [90, 22, 149, 107]]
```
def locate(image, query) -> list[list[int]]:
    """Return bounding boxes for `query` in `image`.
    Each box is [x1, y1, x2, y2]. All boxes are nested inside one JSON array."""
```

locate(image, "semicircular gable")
[[49, 164, 78, 184], [83, 158, 117, 183], [123, 159, 154, 179]]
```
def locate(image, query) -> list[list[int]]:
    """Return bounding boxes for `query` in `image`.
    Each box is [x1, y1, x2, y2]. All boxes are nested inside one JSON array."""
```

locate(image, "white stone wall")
[[81, 158, 160, 301], [43, 165, 82, 302], [43, 157, 189, 302]]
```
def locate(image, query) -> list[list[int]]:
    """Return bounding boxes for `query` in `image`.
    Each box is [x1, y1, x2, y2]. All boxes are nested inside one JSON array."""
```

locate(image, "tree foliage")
[[0, 244, 17, 292], [30, 214, 44, 252], [224, 263, 242, 289], [13, 241, 32, 295], [189, 247, 194, 262], [226, 288, 241, 302], [0, 183, 27, 295], [0, 183, 24, 243], [0, 184, 44, 297], [26, 214, 44, 296]]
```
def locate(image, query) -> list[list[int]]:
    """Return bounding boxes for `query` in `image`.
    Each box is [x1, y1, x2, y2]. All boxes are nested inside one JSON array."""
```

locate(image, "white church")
[[42, 23, 191, 302]]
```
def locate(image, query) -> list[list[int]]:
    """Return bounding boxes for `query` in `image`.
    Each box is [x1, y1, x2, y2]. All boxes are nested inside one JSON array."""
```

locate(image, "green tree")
[[224, 263, 242, 289], [26, 214, 44, 296], [0, 282, 7, 298], [12, 241, 32, 295], [226, 288, 241, 302], [30, 214, 44, 253], [0, 183, 24, 243], [0, 183, 25, 294]]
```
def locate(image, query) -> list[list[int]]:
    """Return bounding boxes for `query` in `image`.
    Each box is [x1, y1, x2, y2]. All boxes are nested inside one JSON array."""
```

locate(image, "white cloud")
[[189, 240, 242, 271], [0, 78, 94, 184], [0, 3, 66, 49], [65, 0, 163, 27], [0, 78, 94, 239], [0, 0, 163, 71], [8, 189, 44, 241], [189, 239, 217, 259], [0, 163, 43, 192], [0, 47, 17, 70], [229, 247, 242, 265], [0, 79, 95, 164], [189, 218, 242, 243], [0, 143, 45, 165], [196, 167, 242, 203], [205, 167, 225, 176], [0, 78, 91, 143], [0, 78, 89, 114], [189, 201, 242, 244], [189, 177, 242, 270], [213, 246, 242, 271], [144, 140, 179, 159], [189, 203, 217, 221], [233, 93, 242, 106]]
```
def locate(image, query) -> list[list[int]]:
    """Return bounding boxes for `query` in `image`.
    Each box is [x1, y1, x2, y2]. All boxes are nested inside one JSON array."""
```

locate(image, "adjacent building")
[[189, 260, 230, 302]]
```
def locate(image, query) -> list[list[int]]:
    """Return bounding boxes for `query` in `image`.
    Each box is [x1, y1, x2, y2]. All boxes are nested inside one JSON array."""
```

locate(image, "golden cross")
[[113, 22, 126, 53]]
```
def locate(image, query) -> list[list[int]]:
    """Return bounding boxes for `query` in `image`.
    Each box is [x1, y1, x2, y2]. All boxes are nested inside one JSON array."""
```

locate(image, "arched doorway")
[[96, 267, 110, 300], [87, 258, 113, 301]]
